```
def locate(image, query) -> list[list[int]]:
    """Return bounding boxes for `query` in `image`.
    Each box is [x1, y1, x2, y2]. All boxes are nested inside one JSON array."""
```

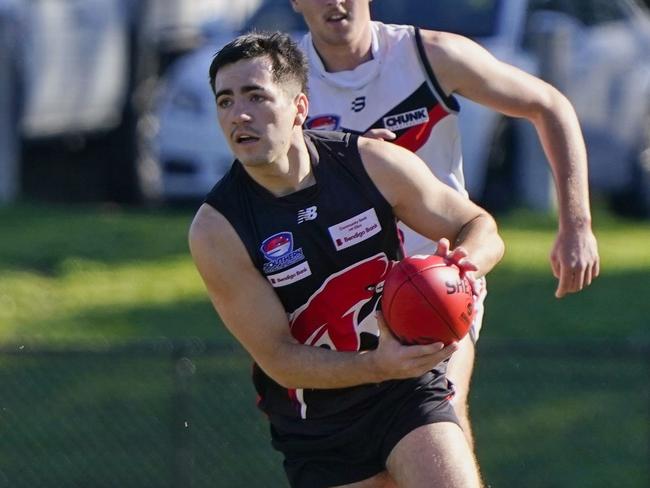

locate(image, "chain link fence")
[[0, 340, 647, 488]]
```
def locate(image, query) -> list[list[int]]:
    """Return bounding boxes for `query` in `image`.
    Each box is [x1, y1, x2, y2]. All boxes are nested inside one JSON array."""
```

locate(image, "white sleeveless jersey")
[[300, 22, 468, 255]]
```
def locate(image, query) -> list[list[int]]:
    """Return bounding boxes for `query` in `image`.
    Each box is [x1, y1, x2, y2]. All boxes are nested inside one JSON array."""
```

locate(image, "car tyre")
[[632, 109, 650, 217], [612, 109, 650, 217], [479, 118, 518, 214]]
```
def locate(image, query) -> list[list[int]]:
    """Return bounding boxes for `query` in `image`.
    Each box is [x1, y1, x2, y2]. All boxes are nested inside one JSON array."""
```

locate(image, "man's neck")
[[245, 132, 314, 197], [311, 27, 373, 72]]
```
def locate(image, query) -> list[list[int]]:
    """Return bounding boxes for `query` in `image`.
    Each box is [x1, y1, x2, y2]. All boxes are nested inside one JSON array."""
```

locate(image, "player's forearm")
[[257, 341, 382, 390], [532, 90, 592, 231], [452, 213, 504, 278]]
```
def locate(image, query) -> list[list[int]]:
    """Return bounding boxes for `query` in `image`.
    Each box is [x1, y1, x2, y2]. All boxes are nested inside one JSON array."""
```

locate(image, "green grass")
[[1, 203, 648, 345], [0, 203, 221, 344], [472, 350, 648, 488], [481, 209, 650, 341]]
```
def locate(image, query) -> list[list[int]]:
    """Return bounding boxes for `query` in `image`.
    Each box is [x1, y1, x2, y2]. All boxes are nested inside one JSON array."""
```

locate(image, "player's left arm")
[[359, 137, 505, 279], [420, 30, 600, 297]]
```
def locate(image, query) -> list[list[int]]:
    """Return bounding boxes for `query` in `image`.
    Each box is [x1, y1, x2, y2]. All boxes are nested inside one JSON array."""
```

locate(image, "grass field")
[[0, 203, 648, 487], [1, 203, 648, 344]]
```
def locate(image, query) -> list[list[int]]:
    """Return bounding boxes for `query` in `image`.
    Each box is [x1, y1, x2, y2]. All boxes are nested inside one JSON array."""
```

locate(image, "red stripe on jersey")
[[393, 105, 449, 153]]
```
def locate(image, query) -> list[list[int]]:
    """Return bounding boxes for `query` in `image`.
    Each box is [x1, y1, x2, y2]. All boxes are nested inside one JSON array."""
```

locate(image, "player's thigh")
[[332, 471, 397, 488], [447, 334, 476, 406], [385, 422, 480, 488]]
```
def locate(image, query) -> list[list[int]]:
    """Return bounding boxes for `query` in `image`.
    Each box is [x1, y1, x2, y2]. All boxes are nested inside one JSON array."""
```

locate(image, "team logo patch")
[[260, 232, 306, 274], [383, 107, 429, 131], [267, 261, 312, 288], [328, 208, 382, 251], [306, 114, 340, 131]]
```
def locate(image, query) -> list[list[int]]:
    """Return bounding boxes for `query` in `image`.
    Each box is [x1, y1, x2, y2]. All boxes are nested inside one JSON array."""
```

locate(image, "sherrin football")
[[381, 255, 475, 345]]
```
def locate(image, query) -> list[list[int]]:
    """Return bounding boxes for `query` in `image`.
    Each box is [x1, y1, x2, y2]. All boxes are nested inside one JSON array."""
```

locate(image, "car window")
[[243, 0, 306, 32], [528, 0, 628, 26], [243, 0, 502, 39], [370, 0, 502, 38], [527, 0, 580, 18], [528, 0, 629, 27], [578, 0, 628, 25]]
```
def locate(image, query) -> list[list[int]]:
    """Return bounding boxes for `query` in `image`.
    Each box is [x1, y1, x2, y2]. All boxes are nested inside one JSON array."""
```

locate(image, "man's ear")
[[290, 0, 300, 14], [294, 92, 309, 127]]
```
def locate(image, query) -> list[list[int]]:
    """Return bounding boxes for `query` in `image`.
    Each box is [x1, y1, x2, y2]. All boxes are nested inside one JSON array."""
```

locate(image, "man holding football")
[[190, 32, 504, 487]]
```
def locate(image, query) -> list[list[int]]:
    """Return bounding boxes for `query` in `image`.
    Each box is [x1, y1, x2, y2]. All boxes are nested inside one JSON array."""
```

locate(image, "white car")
[[8, 0, 259, 203], [151, 0, 650, 215]]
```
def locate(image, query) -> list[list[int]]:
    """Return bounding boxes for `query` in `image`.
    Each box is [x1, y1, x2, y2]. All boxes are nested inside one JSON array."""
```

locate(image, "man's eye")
[[217, 99, 232, 108], [251, 94, 265, 103]]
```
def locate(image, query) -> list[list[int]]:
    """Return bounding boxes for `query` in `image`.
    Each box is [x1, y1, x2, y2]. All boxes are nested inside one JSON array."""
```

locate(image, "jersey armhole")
[[414, 27, 460, 113]]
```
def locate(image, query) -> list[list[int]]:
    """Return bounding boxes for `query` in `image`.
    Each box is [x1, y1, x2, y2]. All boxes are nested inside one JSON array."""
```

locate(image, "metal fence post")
[[172, 345, 196, 488]]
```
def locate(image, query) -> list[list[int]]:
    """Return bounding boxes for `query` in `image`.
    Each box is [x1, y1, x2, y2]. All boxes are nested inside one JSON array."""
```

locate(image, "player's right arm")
[[188, 203, 457, 390], [421, 30, 599, 297]]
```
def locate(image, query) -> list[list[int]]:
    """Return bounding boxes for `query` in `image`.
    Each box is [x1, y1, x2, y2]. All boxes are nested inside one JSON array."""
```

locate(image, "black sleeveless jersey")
[[205, 131, 443, 429]]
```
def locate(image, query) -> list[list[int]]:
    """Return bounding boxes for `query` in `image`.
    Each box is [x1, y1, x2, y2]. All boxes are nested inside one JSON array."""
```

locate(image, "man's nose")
[[232, 102, 252, 124]]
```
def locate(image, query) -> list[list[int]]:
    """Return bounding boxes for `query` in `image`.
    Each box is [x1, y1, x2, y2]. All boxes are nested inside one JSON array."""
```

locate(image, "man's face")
[[213, 56, 304, 167], [291, 0, 372, 46]]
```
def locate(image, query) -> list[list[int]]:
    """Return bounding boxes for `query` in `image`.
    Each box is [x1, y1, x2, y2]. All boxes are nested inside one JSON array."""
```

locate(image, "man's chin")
[[237, 155, 270, 168]]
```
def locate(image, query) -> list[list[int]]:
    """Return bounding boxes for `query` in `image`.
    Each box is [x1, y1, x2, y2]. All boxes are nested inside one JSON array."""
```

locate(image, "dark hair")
[[208, 31, 308, 97]]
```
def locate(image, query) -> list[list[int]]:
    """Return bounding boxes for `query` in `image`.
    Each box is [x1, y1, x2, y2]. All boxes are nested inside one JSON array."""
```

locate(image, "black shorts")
[[270, 372, 458, 488]]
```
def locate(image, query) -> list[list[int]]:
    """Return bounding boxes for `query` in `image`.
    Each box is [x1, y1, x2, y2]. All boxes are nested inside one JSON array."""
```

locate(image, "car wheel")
[[105, 77, 163, 205], [478, 118, 518, 214], [612, 109, 650, 218], [634, 110, 650, 217]]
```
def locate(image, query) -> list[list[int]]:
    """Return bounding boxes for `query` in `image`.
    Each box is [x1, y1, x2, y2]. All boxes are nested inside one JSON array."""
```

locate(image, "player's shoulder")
[[418, 29, 472, 65], [189, 204, 230, 245], [358, 135, 412, 162], [189, 202, 249, 264], [417, 28, 484, 92], [357, 136, 423, 180]]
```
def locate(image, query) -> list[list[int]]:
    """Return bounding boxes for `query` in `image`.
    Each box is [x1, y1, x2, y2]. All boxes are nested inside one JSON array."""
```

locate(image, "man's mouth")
[[326, 10, 349, 23], [233, 133, 260, 144]]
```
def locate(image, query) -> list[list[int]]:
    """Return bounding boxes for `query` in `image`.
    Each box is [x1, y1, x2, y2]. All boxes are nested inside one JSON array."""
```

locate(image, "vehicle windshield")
[[243, 0, 501, 38], [371, 0, 501, 38]]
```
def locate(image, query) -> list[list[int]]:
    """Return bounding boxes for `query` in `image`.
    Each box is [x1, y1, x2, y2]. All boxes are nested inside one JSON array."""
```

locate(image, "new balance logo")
[[351, 96, 366, 112], [297, 206, 318, 223]]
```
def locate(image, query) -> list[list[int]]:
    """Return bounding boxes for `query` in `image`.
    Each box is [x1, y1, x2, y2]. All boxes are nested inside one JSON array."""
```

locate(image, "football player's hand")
[[373, 311, 457, 381], [551, 227, 599, 298], [434, 237, 479, 295]]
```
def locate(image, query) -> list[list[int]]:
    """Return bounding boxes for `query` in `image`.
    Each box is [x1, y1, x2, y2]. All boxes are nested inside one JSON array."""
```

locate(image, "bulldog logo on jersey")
[[260, 232, 306, 274], [289, 253, 392, 352], [305, 114, 340, 131]]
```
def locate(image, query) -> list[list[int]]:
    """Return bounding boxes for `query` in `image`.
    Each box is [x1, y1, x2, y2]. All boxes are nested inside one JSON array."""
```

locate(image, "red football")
[[381, 255, 475, 345]]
